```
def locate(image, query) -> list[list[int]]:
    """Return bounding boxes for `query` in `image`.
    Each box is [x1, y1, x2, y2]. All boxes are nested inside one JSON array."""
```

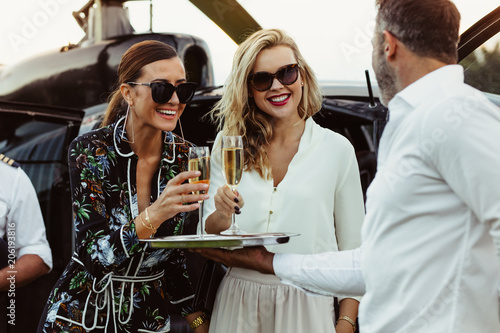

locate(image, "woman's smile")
[[156, 107, 178, 120], [267, 93, 291, 106]]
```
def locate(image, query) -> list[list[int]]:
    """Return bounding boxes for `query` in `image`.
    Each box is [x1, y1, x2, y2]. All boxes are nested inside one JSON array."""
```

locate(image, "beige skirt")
[[208, 267, 336, 333]]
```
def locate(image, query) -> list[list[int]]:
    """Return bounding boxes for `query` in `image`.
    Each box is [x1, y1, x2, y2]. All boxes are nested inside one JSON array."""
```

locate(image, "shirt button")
[[273, 187, 277, 192], [269, 211, 273, 214]]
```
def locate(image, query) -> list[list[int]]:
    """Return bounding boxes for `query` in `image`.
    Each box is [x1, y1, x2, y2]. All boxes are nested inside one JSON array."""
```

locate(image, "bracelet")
[[138, 209, 157, 236], [189, 312, 207, 329], [144, 208, 157, 235], [337, 315, 356, 332]]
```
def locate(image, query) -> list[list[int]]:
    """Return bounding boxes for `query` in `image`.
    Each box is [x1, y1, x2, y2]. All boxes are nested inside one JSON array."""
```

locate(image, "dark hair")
[[101, 40, 179, 127], [375, 0, 461, 64]]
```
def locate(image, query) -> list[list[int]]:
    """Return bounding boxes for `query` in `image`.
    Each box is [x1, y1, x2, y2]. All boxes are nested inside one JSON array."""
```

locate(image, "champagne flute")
[[220, 136, 245, 235], [188, 146, 210, 239]]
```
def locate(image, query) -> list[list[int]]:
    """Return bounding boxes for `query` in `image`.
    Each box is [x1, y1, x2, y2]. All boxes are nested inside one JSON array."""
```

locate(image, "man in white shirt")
[[194, 0, 500, 331], [0, 155, 53, 291]]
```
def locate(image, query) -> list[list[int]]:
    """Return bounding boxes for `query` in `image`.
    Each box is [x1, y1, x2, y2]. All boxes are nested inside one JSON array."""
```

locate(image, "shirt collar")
[[113, 116, 134, 157], [386, 65, 464, 125], [296, 117, 314, 148], [113, 116, 180, 162], [390, 64, 464, 111]]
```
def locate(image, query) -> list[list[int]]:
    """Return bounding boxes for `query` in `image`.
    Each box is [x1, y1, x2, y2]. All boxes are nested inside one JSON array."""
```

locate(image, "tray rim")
[[139, 232, 300, 248]]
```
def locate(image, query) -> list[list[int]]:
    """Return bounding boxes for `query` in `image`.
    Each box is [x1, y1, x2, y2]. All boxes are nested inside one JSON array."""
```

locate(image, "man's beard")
[[374, 46, 398, 106]]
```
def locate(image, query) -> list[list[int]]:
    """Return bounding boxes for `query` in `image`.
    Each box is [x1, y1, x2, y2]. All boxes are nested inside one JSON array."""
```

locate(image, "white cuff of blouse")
[[498, 286, 500, 317], [273, 247, 365, 298]]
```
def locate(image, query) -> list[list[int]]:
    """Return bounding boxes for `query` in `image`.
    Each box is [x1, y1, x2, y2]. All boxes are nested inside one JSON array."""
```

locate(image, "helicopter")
[[0, 0, 261, 110], [0, 1, 498, 331]]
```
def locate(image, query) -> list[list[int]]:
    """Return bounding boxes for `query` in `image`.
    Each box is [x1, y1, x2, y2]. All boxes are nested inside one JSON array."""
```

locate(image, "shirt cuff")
[[338, 295, 363, 303], [273, 249, 365, 298], [170, 294, 195, 316], [18, 244, 53, 271]]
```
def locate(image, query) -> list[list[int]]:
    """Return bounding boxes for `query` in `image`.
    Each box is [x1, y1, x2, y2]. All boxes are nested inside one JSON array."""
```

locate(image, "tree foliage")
[[461, 40, 500, 95]]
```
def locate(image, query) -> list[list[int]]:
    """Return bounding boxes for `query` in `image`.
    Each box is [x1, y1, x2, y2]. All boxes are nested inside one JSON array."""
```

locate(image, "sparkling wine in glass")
[[220, 136, 245, 235], [188, 146, 210, 238]]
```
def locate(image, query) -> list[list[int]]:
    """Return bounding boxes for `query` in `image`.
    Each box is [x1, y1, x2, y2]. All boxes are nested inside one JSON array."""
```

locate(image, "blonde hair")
[[211, 28, 323, 178]]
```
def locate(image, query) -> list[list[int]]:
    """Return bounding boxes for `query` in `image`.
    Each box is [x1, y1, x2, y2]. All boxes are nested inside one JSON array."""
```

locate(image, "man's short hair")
[[376, 0, 461, 64]]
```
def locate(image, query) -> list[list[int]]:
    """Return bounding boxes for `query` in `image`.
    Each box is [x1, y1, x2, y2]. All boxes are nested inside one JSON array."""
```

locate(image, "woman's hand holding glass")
[[142, 171, 209, 238], [213, 185, 244, 218]]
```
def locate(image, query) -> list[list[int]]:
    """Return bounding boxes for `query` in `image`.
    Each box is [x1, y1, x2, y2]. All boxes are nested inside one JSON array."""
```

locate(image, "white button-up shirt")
[[0, 162, 53, 270], [274, 65, 500, 332]]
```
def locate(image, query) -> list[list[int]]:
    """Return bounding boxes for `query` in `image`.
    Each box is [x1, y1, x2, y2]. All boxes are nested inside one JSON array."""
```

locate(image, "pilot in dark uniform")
[[0, 154, 52, 289]]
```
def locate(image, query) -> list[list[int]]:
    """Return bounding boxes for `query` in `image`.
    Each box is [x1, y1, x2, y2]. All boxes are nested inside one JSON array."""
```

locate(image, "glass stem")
[[231, 211, 236, 230], [199, 201, 204, 239], [230, 188, 239, 232]]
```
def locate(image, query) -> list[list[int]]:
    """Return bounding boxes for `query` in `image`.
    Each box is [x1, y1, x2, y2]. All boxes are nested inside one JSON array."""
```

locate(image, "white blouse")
[[203, 117, 365, 254]]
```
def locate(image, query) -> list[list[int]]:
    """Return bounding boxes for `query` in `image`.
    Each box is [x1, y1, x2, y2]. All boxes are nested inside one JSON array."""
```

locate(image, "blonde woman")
[[203, 29, 364, 333]]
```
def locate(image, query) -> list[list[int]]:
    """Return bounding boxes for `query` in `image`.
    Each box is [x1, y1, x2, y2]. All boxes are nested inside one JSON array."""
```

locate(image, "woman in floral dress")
[[38, 40, 209, 332]]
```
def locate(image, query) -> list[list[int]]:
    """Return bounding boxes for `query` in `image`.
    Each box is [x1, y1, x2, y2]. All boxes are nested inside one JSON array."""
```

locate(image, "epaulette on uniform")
[[0, 154, 20, 168]]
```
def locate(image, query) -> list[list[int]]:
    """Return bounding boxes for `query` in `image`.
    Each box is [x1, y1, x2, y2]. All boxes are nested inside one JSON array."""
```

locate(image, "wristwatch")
[[189, 312, 208, 329]]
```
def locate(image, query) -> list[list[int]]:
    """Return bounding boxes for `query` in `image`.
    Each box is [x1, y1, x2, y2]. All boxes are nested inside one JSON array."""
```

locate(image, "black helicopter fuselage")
[[0, 33, 214, 109]]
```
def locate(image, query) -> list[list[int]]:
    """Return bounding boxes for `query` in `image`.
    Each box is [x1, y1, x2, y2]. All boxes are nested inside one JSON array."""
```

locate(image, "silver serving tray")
[[140, 233, 300, 249]]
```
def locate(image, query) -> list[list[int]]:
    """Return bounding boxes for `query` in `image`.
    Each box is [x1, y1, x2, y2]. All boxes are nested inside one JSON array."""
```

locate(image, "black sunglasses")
[[127, 81, 197, 104], [247, 63, 300, 91]]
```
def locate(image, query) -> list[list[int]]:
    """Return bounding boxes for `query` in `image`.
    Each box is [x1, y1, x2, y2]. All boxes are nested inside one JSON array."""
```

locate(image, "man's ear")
[[382, 30, 398, 60]]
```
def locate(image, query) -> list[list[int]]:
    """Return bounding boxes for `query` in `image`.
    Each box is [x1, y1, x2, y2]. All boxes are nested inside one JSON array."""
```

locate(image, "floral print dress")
[[39, 117, 196, 332]]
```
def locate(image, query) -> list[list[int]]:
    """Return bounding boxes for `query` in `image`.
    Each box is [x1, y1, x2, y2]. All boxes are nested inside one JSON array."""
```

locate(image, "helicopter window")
[[184, 46, 209, 88]]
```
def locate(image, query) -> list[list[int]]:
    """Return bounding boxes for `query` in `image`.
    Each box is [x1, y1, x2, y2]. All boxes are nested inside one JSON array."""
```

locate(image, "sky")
[[0, 0, 498, 85]]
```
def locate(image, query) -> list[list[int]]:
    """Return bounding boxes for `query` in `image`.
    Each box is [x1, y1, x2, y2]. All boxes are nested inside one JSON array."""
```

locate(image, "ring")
[[180, 195, 185, 204]]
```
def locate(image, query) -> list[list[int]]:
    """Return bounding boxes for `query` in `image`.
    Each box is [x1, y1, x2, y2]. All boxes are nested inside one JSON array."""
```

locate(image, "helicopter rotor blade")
[[188, 0, 261, 44]]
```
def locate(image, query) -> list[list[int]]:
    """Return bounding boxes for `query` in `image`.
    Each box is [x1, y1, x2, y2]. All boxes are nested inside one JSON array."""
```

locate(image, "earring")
[[165, 118, 186, 145], [121, 104, 135, 144], [301, 82, 304, 86], [163, 118, 186, 164], [179, 118, 186, 144]]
